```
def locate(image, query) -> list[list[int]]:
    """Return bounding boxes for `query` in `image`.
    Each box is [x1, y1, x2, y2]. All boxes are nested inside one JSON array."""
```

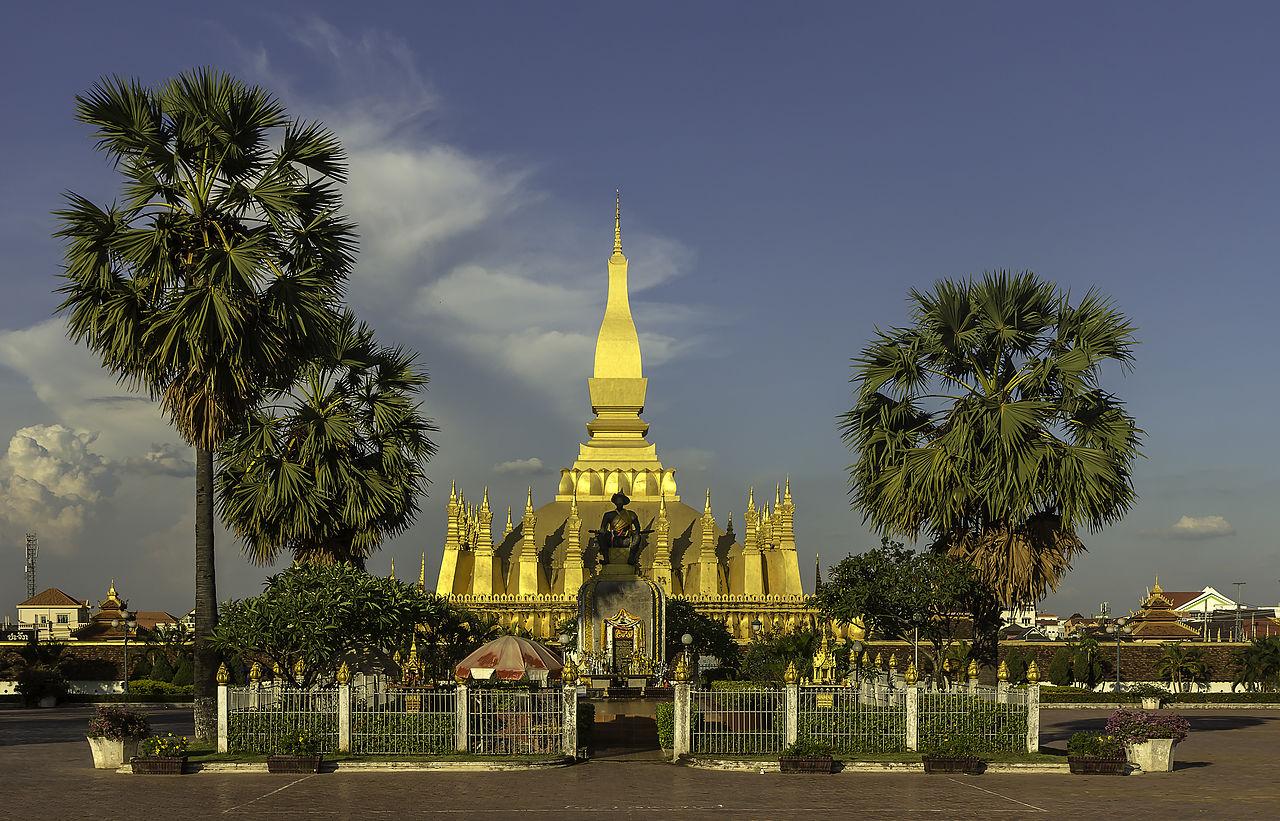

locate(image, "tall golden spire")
[[389, 559, 396, 581], [418, 551, 426, 589], [525, 486, 534, 514], [612, 189, 623, 257]]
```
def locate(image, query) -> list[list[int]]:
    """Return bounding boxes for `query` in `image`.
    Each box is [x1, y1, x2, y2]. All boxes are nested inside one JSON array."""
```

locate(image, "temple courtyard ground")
[[1, 707, 1277, 819]]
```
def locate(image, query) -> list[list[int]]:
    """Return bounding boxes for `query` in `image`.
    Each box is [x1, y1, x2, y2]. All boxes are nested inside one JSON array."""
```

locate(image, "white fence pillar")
[[784, 683, 800, 745], [905, 684, 919, 751], [455, 683, 469, 753], [216, 682, 229, 754], [1025, 683, 1040, 754], [997, 680, 1009, 705], [563, 684, 578, 758], [672, 682, 692, 761], [337, 681, 351, 753]]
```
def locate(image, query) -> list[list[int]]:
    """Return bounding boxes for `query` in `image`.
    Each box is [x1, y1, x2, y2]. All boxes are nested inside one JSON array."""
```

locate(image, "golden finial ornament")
[[613, 189, 623, 256], [967, 659, 979, 682], [562, 655, 577, 683], [272, 662, 282, 679], [389, 558, 396, 581], [337, 661, 351, 685], [997, 660, 1009, 682], [1026, 660, 1040, 684], [904, 662, 918, 686], [861, 650, 872, 668], [216, 663, 229, 685], [293, 658, 306, 683], [888, 652, 897, 671], [783, 660, 799, 684], [673, 651, 692, 682], [874, 652, 883, 669], [249, 662, 262, 684]]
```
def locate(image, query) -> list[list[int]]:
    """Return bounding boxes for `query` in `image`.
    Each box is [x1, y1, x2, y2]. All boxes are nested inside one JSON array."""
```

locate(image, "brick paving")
[[1, 707, 1277, 819]]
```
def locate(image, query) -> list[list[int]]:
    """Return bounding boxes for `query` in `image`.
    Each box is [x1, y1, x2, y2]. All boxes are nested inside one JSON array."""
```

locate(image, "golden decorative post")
[[997, 660, 1009, 682], [337, 661, 351, 685], [783, 660, 799, 685], [967, 659, 979, 682], [216, 663, 229, 685], [674, 651, 693, 683], [562, 656, 578, 684], [249, 662, 262, 684], [293, 658, 306, 683], [272, 662, 282, 680], [904, 662, 918, 686], [874, 652, 883, 669], [888, 652, 898, 672], [1026, 660, 1040, 685]]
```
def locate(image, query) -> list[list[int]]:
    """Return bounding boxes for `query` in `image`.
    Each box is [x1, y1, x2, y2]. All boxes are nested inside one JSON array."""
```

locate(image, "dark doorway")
[[586, 694, 666, 761]]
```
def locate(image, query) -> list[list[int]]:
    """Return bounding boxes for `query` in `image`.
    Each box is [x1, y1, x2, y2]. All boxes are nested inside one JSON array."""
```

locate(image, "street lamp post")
[[1106, 617, 1131, 692], [111, 609, 137, 695], [850, 639, 865, 687], [681, 633, 694, 680], [1233, 582, 1246, 642]]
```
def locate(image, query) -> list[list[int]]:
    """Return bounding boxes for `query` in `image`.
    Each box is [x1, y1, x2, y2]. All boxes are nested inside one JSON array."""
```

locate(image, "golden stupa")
[[433, 195, 848, 643]]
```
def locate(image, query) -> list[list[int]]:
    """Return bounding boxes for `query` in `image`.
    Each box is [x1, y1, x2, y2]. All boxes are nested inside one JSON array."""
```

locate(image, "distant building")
[[73, 581, 179, 639], [1124, 578, 1200, 641], [16, 588, 90, 640], [1000, 602, 1036, 629]]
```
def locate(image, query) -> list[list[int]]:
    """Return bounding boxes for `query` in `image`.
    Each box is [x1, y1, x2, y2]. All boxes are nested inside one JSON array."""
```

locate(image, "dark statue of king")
[[594, 491, 643, 568]]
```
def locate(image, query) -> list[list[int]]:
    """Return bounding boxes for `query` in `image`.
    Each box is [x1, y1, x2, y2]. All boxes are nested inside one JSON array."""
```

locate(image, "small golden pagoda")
[[434, 195, 844, 643], [1126, 577, 1200, 641]]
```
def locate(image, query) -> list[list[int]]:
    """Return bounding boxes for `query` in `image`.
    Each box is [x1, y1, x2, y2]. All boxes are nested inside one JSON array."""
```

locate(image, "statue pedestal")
[[576, 564, 665, 679]]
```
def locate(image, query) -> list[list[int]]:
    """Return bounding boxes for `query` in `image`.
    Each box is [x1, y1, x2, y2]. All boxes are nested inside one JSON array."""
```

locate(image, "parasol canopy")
[[454, 635, 564, 683]]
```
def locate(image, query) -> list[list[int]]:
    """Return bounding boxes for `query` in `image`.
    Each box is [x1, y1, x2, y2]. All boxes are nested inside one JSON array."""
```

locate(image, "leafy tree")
[[130, 656, 152, 680], [217, 313, 436, 567], [1047, 646, 1073, 686], [149, 653, 175, 684], [56, 69, 354, 737], [1001, 646, 1034, 685], [1157, 642, 1210, 693], [172, 656, 194, 686], [665, 599, 739, 669], [840, 272, 1142, 604], [211, 562, 482, 685], [815, 538, 1001, 678], [1069, 635, 1106, 689], [739, 630, 820, 683], [1231, 636, 1280, 692]]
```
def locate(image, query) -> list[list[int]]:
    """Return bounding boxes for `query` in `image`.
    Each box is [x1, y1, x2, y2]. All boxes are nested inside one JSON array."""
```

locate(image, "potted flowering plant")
[[267, 729, 325, 774], [131, 732, 189, 774], [922, 734, 985, 775], [779, 736, 835, 774], [1129, 683, 1170, 710], [1066, 732, 1128, 775], [1105, 708, 1190, 773], [86, 706, 151, 769]]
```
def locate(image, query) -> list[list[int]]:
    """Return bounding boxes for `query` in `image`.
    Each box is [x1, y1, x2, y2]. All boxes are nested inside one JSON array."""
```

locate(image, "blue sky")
[[1, 2, 1278, 617]]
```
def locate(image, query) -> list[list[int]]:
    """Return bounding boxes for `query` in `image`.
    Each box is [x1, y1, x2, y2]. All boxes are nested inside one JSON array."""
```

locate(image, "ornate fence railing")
[[226, 685, 340, 754], [351, 685, 456, 755], [468, 689, 564, 756], [689, 686, 786, 755], [798, 683, 908, 754], [917, 684, 1029, 753]]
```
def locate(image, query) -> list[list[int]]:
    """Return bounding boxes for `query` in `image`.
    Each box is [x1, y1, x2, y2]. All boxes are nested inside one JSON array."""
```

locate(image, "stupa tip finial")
[[526, 486, 534, 513], [481, 486, 490, 511], [704, 487, 712, 514], [449, 479, 456, 501], [418, 551, 426, 588], [612, 190, 623, 256], [784, 475, 792, 501], [389, 559, 396, 580]]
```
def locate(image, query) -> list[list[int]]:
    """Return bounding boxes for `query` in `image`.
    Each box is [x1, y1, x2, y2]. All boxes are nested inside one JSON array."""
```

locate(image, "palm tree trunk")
[[193, 446, 219, 741]]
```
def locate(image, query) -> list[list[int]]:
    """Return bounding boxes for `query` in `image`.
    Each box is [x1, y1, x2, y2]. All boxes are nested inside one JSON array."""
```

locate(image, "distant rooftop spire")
[[613, 189, 623, 256]]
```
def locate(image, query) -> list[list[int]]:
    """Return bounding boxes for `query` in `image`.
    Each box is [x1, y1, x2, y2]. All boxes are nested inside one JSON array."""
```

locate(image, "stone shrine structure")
[[434, 196, 845, 643]]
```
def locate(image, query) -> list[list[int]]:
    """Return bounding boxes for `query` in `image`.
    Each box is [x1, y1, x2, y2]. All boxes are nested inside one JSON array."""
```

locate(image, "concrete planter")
[[1125, 738, 1175, 772], [86, 736, 141, 769], [1140, 697, 1162, 710]]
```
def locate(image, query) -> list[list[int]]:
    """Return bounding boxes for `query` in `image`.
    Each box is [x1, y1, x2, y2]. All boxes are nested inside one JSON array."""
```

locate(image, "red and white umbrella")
[[454, 636, 564, 683]]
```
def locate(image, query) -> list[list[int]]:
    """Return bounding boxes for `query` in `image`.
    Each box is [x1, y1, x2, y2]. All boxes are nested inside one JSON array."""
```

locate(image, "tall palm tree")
[[55, 69, 355, 738], [840, 272, 1142, 604], [1232, 636, 1280, 692], [1156, 642, 1209, 693], [216, 312, 436, 567]]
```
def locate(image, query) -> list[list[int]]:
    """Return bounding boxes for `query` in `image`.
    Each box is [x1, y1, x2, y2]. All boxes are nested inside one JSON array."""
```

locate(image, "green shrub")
[[1047, 647, 1073, 686], [798, 706, 907, 754], [917, 696, 1027, 753], [1171, 691, 1280, 703], [138, 733, 188, 757], [172, 656, 194, 686], [922, 732, 983, 759], [656, 702, 674, 750], [350, 713, 452, 755], [17, 667, 68, 704], [709, 680, 774, 691], [228, 712, 339, 754], [1067, 731, 1124, 758], [781, 736, 833, 758], [130, 657, 152, 679], [149, 655, 174, 683], [1041, 686, 1137, 703]]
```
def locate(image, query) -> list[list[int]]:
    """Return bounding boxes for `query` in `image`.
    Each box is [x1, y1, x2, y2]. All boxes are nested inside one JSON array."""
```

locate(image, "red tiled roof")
[[135, 611, 178, 629], [17, 588, 84, 608], [1162, 591, 1202, 610]]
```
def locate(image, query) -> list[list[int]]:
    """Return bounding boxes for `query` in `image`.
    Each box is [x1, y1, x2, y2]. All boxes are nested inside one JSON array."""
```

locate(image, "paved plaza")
[[1, 707, 1277, 819]]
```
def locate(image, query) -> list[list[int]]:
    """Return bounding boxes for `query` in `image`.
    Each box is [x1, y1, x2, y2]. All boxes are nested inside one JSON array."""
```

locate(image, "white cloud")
[[493, 457, 548, 476], [1154, 514, 1236, 540], [0, 424, 119, 553], [124, 443, 195, 478]]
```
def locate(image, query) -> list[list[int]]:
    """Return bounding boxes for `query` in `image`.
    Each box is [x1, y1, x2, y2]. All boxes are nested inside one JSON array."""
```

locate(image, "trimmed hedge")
[[1040, 687, 1138, 703], [1171, 691, 1280, 704], [917, 696, 1028, 754], [352, 713, 453, 754], [656, 701, 674, 750], [799, 706, 907, 754], [709, 680, 780, 691]]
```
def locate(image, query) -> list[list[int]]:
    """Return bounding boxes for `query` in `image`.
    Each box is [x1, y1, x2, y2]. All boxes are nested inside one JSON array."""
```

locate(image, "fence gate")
[[351, 684, 457, 755], [468, 689, 563, 756], [690, 686, 785, 756]]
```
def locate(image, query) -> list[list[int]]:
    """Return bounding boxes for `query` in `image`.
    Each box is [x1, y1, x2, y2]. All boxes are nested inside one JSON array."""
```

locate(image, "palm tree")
[[1232, 636, 1280, 692], [216, 312, 436, 567], [840, 272, 1142, 604], [1157, 642, 1210, 693], [55, 69, 355, 738], [1069, 635, 1106, 689]]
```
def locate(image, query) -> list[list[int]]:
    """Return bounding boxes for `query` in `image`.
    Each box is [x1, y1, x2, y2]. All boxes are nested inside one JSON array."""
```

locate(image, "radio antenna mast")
[[24, 532, 37, 600]]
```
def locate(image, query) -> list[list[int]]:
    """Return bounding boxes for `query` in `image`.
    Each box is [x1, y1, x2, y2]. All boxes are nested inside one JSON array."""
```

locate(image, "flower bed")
[[131, 733, 189, 775], [1066, 732, 1127, 776]]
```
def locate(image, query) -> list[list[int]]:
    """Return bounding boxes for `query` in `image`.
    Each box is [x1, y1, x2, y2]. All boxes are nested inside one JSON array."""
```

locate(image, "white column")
[[905, 684, 919, 751], [337, 682, 351, 753], [1025, 684, 1040, 754], [216, 682, 229, 754], [455, 683, 469, 753], [784, 682, 800, 745], [564, 684, 578, 757], [673, 682, 692, 761]]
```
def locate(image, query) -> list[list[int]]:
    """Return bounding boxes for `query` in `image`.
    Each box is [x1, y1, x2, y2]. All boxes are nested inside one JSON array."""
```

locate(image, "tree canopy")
[[815, 538, 1001, 675], [665, 599, 739, 669], [840, 271, 1142, 603]]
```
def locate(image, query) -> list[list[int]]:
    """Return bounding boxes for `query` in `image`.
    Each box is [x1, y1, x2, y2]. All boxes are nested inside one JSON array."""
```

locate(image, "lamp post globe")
[[750, 617, 763, 637]]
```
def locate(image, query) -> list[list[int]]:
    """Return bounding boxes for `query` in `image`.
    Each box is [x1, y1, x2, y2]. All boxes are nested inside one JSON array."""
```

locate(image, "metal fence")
[[917, 684, 1029, 753], [798, 683, 907, 753], [468, 689, 564, 756], [352, 685, 456, 755], [227, 685, 339, 754], [690, 686, 786, 755]]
